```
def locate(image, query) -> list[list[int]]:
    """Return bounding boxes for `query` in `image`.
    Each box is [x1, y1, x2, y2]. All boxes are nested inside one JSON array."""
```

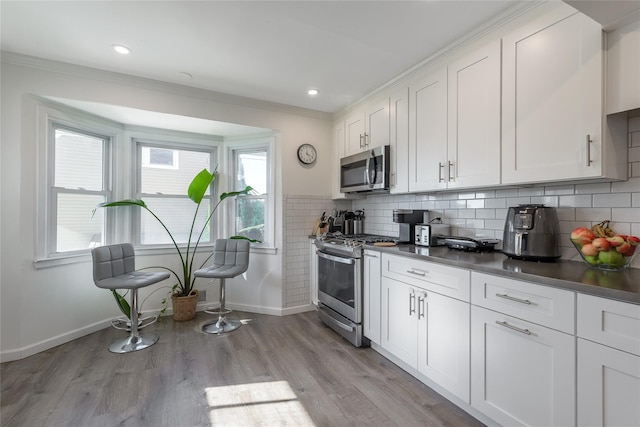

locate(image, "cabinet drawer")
[[471, 272, 575, 334], [381, 254, 470, 301], [578, 293, 640, 357]]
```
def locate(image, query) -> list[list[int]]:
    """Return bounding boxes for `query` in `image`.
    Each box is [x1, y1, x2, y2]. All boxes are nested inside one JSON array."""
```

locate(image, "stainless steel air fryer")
[[503, 204, 560, 261]]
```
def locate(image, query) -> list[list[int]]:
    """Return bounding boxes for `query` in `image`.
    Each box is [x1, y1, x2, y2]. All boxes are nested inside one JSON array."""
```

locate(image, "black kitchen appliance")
[[503, 204, 560, 261], [444, 236, 500, 252], [393, 209, 427, 243]]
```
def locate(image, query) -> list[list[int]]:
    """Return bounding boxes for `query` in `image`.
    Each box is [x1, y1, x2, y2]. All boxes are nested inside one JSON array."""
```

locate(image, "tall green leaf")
[[112, 290, 131, 319], [187, 169, 215, 204]]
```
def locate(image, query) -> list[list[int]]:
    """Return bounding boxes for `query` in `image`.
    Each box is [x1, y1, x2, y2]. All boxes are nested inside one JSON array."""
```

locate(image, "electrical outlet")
[[198, 290, 206, 301]]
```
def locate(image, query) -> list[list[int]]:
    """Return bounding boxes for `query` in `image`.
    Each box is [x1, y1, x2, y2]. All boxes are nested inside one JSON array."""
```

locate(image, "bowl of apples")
[[571, 221, 638, 271]]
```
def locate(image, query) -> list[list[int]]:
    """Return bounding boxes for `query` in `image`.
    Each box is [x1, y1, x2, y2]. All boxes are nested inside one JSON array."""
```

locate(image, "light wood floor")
[[1, 310, 484, 427]]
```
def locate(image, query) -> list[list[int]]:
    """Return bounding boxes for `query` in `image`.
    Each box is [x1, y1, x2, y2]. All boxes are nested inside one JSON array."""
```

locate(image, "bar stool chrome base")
[[108, 333, 159, 354], [202, 318, 241, 334], [204, 306, 232, 316]]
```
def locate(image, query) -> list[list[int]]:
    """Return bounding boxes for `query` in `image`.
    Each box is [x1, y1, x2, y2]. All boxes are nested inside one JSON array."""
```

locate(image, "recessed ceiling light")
[[307, 89, 319, 96], [112, 44, 131, 55]]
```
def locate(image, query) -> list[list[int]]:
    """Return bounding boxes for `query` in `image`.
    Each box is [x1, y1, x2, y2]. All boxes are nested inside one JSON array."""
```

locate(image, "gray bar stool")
[[195, 239, 250, 334], [92, 243, 170, 353]]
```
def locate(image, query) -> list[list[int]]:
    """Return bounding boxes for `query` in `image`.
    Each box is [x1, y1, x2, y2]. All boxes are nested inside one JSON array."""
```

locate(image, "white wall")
[[0, 55, 334, 361]]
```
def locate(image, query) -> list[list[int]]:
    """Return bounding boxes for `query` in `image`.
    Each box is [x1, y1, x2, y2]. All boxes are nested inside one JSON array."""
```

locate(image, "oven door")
[[316, 250, 362, 323]]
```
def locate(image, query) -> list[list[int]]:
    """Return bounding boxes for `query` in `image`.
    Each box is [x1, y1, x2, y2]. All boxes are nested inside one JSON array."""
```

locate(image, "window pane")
[[140, 197, 211, 245], [56, 193, 105, 252], [236, 151, 266, 194], [149, 147, 175, 166], [140, 147, 210, 195], [54, 128, 104, 190], [236, 197, 264, 241]]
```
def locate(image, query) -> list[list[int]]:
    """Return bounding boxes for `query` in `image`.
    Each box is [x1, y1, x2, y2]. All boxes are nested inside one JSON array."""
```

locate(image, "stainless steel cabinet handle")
[[438, 162, 444, 183], [359, 134, 364, 148], [418, 294, 426, 319], [448, 160, 454, 181], [319, 307, 355, 332], [406, 269, 426, 277], [409, 292, 416, 315], [364, 253, 378, 258], [496, 320, 532, 335], [586, 134, 593, 166], [363, 132, 369, 148], [496, 293, 532, 305]]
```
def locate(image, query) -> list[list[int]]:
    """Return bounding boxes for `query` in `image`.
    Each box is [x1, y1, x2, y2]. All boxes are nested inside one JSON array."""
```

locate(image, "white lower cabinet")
[[577, 294, 640, 427], [381, 254, 471, 403], [363, 250, 381, 344], [381, 276, 418, 367], [471, 305, 576, 426], [417, 290, 470, 403], [578, 339, 640, 427]]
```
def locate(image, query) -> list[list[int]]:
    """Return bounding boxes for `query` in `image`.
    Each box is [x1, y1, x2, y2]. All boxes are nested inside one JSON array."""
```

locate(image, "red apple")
[[581, 243, 598, 257], [571, 227, 595, 245], [627, 235, 640, 247], [592, 237, 611, 252], [606, 235, 625, 247], [617, 242, 636, 257]]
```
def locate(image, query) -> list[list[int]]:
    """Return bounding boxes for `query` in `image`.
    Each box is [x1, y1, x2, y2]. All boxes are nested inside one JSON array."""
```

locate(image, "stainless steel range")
[[314, 233, 397, 347]]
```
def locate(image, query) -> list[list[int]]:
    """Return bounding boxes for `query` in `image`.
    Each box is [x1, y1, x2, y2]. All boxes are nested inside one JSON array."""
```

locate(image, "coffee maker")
[[393, 209, 428, 243]]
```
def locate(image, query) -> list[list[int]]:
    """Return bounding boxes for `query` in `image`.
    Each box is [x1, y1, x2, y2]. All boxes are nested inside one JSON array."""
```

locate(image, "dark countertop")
[[365, 244, 640, 305]]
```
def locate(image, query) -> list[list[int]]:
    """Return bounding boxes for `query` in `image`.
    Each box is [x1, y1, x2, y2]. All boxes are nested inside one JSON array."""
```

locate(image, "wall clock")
[[297, 143, 317, 165]]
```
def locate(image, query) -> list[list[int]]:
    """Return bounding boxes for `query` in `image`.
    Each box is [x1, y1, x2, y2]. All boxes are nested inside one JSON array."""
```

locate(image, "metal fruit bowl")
[[571, 240, 637, 271]]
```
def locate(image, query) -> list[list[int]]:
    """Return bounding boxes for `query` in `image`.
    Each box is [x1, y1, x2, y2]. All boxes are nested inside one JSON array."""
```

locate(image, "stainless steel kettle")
[[503, 204, 560, 261]]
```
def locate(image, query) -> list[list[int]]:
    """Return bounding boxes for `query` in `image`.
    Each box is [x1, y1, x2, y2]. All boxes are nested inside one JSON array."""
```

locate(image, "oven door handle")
[[317, 251, 355, 265], [318, 306, 355, 332]]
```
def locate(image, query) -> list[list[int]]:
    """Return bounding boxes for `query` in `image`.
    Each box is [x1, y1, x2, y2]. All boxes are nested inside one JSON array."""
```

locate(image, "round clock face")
[[297, 143, 317, 164]]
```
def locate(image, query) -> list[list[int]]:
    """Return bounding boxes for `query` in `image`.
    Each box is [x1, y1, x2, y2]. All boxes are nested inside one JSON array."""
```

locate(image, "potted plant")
[[95, 168, 255, 321]]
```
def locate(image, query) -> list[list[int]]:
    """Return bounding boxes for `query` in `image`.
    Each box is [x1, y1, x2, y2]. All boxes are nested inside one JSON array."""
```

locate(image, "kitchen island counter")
[[369, 244, 640, 304]]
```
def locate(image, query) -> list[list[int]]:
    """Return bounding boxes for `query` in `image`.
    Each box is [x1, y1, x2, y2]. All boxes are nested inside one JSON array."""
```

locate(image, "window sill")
[[33, 244, 278, 269]]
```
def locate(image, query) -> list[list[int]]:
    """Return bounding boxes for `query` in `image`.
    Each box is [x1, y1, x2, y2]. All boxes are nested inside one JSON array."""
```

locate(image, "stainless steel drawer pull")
[[418, 294, 426, 319], [496, 320, 532, 335], [496, 293, 532, 305], [407, 269, 426, 277], [438, 162, 444, 183], [586, 134, 593, 166]]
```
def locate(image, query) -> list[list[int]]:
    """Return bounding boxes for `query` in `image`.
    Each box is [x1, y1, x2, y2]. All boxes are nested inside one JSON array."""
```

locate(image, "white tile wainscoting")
[[283, 115, 640, 310]]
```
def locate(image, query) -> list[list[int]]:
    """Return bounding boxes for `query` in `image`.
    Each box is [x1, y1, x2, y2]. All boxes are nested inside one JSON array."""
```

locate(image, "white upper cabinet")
[[408, 67, 448, 192], [447, 40, 501, 189], [606, 16, 640, 114], [344, 97, 390, 157], [390, 87, 409, 194], [332, 121, 347, 199], [408, 40, 501, 193], [502, 5, 608, 184]]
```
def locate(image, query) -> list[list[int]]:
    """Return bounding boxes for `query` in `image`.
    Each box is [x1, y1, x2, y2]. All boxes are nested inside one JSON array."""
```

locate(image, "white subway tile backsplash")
[[629, 116, 640, 132], [506, 197, 531, 206], [486, 198, 506, 208], [467, 199, 485, 209], [531, 196, 559, 207], [612, 207, 640, 222], [518, 187, 544, 196], [496, 188, 518, 197], [593, 193, 632, 208], [611, 177, 640, 192], [544, 185, 575, 195], [575, 208, 613, 222], [575, 182, 611, 194], [559, 195, 592, 208]]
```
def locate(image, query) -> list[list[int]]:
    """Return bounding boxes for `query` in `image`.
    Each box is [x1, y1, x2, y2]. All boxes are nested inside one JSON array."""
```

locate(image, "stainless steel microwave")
[[340, 145, 390, 193]]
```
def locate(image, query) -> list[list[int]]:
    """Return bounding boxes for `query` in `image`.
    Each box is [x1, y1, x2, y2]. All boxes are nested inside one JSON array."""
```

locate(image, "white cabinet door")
[[365, 97, 390, 151], [310, 240, 318, 305], [363, 250, 382, 344], [471, 305, 575, 427], [502, 6, 604, 184], [390, 86, 409, 194], [344, 98, 390, 157], [417, 290, 470, 403], [578, 338, 640, 427], [447, 40, 501, 189], [332, 121, 347, 199], [606, 17, 640, 114], [381, 276, 418, 368], [408, 67, 448, 192], [345, 110, 366, 157]]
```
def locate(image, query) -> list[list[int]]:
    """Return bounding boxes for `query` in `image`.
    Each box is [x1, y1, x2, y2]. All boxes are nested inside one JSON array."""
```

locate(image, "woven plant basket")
[[171, 289, 199, 322]]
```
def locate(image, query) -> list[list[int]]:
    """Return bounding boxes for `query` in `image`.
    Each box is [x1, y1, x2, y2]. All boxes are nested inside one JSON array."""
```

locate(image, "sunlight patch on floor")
[[205, 380, 316, 426]]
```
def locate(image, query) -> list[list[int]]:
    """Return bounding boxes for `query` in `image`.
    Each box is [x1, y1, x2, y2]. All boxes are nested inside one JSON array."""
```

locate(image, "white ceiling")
[[1, 0, 531, 115]]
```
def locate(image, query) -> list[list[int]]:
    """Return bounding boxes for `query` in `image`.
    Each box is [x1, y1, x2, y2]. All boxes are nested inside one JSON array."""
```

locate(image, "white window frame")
[[131, 132, 220, 249], [227, 136, 275, 251], [35, 101, 120, 268]]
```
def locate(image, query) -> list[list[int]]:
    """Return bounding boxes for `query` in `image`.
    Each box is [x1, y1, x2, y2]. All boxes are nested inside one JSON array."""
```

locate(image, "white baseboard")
[[0, 318, 112, 363], [1, 303, 316, 362]]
